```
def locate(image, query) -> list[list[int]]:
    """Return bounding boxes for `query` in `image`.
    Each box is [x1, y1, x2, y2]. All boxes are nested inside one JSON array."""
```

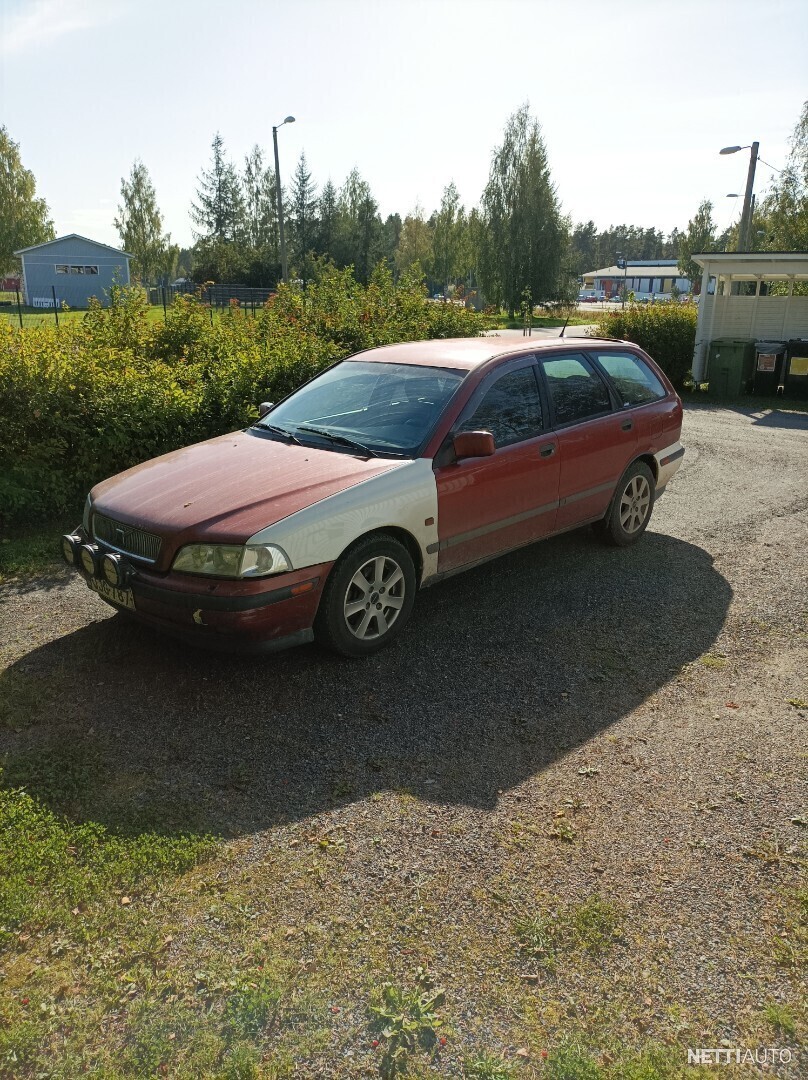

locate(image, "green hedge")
[[0, 266, 483, 528], [591, 302, 697, 388]]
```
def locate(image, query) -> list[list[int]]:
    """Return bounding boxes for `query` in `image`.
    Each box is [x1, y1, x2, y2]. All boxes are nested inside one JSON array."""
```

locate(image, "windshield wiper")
[[296, 425, 378, 457], [254, 422, 302, 444]]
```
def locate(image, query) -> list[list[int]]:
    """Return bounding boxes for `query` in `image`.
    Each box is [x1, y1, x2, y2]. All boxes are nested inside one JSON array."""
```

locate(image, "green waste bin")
[[706, 339, 755, 398]]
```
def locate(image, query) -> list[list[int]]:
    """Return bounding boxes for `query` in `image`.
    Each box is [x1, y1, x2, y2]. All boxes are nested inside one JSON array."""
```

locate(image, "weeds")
[[515, 896, 622, 971], [369, 967, 445, 1078]]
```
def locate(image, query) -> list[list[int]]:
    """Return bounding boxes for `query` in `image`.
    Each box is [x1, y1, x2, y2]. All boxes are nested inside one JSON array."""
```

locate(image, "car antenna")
[[559, 314, 570, 338]]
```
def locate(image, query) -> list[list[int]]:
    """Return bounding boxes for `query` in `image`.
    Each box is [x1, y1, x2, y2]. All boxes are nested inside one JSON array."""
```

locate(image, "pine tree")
[[289, 152, 318, 278], [316, 179, 338, 259], [190, 133, 244, 242]]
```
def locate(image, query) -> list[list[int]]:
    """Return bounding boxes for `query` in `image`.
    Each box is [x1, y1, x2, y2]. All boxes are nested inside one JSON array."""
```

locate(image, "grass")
[[514, 896, 623, 971], [0, 518, 73, 584], [0, 303, 226, 328]]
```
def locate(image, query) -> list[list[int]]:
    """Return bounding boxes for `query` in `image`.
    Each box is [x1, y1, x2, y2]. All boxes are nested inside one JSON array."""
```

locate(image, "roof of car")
[[346, 336, 628, 371]]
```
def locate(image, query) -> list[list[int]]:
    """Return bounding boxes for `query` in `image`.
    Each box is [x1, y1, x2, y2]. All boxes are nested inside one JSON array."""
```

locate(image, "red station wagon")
[[62, 337, 684, 657]]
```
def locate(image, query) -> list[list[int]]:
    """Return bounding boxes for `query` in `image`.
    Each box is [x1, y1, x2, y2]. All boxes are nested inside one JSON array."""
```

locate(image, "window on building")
[[55, 265, 69, 274], [69, 266, 85, 274], [541, 354, 612, 425], [84, 265, 99, 275]]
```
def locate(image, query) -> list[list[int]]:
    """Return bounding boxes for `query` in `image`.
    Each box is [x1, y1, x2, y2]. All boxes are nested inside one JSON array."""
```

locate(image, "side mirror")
[[258, 401, 274, 418], [453, 430, 495, 460]]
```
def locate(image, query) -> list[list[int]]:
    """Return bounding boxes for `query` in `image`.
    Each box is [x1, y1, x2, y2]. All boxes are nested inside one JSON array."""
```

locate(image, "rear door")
[[433, 356, 560, 574], [538, 351, 637, 531]]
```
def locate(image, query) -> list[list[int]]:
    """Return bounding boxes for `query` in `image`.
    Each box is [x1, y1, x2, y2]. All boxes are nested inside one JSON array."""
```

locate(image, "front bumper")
[[68, 528, 332, 653]]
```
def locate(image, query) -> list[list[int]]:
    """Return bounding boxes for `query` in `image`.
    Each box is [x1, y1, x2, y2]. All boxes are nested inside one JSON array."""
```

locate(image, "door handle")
[[621, 419, 633, 431], [540, 444, 556, 458]]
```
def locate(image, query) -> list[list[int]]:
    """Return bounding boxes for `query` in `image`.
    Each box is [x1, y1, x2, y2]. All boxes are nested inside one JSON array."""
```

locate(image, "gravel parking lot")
[[1, 401, 806, 1077]]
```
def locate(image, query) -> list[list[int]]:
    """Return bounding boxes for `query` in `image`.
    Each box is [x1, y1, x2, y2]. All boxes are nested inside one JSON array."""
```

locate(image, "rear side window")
[[540, 353, 611, 425], [595, 351, 666, 406], [457, 366, 542, 447]]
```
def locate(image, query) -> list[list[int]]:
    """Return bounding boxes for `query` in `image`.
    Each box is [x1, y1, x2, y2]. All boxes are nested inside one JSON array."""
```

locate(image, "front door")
[[434, 358, 560, 574]]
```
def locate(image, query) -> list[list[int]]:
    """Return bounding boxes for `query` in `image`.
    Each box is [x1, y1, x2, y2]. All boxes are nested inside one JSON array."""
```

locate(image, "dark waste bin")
[[753, 341, 787, 396], [706, 339, 755, 398], [784, 339, 808, 400]]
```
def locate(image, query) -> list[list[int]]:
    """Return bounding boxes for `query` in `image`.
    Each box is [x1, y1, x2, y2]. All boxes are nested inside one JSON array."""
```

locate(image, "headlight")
[[82, 495, 92, 533], [171, 543, 292, 578], [101, 552, 128, 587], [80, 543, 101, 577]]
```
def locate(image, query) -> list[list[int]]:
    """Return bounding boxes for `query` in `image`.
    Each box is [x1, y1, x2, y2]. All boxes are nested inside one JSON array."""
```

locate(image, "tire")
[[314, 534, 417, 657], [595, 460, 655, 547]]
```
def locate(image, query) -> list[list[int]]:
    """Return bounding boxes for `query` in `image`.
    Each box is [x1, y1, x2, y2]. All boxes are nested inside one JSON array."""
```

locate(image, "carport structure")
[[692, 252, 808, 381]]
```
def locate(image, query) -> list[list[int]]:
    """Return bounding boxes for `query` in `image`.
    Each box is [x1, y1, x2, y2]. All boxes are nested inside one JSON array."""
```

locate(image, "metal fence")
[[148, 283, 276, 313]]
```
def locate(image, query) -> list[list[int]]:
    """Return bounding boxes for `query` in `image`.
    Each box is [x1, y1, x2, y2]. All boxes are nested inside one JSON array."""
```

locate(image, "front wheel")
[[314, 534, 416, 657], [595, 461, 655, 547]]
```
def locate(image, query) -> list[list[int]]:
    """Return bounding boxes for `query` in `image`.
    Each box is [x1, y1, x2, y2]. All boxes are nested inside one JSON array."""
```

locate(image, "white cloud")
[[0, 0, 121, 57]]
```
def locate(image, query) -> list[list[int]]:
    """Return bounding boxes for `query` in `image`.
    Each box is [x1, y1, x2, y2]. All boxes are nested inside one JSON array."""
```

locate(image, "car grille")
[[92, 513, 162, 564]]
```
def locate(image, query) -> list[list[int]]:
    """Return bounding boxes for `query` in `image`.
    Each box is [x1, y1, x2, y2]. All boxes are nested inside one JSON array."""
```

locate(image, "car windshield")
[[256, 361, 466, 456]]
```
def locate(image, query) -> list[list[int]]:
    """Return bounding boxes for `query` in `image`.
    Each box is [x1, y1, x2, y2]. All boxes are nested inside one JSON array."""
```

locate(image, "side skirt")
[[420, 515, 605, 588]]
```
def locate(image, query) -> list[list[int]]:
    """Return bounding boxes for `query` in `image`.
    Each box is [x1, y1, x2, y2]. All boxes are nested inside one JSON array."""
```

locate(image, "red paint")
[[435, 433, 560, 572], [554, 412, 637, 531], [91, 433, 401, 571]]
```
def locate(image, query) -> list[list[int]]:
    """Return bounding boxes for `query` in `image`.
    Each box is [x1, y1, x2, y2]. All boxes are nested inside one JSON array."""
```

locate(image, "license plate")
[[87, 576, 136, 611]]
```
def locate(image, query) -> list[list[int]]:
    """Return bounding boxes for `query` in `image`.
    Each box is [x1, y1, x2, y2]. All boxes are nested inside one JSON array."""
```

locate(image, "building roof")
[[347, 336, 627, 372], [14, 233, 133, 258], [692, 251, 808, 280], [587, 262, 687, 278]]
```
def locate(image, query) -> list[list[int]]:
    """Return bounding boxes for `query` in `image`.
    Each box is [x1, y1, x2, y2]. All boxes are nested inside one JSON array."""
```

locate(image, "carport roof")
[[693, 252, 808, 280]]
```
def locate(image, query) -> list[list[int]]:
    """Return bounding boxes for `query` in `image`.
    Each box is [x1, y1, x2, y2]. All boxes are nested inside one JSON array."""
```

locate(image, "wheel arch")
[[322, 526, 425, 590], [634, 452, 659, 482]]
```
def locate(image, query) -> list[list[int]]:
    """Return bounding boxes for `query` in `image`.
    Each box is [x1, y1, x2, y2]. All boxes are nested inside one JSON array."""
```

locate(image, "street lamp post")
[[272, 115, 295, 283], [719, 142, 759, 252], [616, 251, 627, 305]]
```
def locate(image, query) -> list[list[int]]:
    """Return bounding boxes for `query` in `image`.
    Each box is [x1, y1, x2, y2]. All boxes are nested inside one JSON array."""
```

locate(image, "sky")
[[1, 0, 806, 254]]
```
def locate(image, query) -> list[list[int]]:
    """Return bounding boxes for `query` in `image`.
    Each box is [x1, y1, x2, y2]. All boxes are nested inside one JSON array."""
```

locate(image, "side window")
[[540, 353, 612, 425], [595, 351, 666, 406], [457, 365, 542, 447]]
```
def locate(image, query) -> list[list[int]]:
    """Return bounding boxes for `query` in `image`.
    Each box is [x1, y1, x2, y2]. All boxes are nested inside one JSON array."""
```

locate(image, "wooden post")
[[51, 285, 59, 327], [16, 289, 23, 328]]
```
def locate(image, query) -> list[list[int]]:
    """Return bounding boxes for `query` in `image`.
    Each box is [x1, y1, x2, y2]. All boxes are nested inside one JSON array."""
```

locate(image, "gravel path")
[[1, 402, 806, 1076]]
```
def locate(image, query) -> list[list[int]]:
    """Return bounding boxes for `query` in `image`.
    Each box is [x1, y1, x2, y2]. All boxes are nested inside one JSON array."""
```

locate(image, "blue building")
[[15, 234, 131, 309]]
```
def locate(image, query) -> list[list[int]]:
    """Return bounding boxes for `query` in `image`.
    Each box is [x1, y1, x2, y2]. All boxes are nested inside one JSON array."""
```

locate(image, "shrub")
[[591, 302, 697, 388], [0, 266, 482, 527]]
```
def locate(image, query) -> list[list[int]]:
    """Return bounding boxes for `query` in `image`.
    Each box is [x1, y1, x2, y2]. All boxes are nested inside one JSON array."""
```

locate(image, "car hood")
[[90, 430, 405, 556]]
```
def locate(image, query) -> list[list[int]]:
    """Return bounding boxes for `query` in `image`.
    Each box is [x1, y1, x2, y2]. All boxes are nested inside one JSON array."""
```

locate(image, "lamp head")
[[719, 145, 742, 155], [284, 115, 296, 124]]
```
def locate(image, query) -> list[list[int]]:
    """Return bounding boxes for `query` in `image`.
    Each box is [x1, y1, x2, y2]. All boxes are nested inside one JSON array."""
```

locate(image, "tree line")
[[1, 99, 806, 312]]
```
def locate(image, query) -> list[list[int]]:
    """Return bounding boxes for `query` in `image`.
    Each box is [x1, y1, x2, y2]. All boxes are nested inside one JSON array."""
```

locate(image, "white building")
[[582, 260, 691, 300]]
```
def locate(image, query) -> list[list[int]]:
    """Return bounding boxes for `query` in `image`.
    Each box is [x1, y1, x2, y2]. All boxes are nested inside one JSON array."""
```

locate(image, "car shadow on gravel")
[[1, 530, 732, 837]]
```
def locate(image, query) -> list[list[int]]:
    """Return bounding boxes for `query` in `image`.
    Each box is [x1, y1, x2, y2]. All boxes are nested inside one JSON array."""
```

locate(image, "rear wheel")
[[314, 534, 416, 657], [595, 461, 655, 547]]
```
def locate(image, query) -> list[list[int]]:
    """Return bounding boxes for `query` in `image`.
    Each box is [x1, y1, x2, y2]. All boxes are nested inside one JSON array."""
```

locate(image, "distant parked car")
[[62, 337, 684, 657]]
